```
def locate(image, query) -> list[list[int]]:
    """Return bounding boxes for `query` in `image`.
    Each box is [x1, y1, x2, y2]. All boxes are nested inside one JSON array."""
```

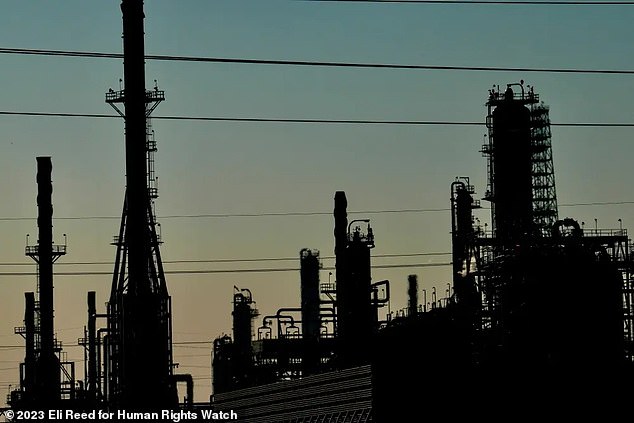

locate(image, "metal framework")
[[105, 87, 174, 407], [9, 158, 76, 408], [212, 193, 391, 400], [530, 103, 558, 233], [102, 0, 175, 409], [483, 82, 558, 237], [456, 83, 633, 366]]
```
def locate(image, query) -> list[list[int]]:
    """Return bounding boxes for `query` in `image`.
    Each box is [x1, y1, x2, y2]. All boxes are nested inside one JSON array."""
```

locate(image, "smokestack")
[[408, 275, 418, 316], [121, 0, 150, 295], [35, 156, 60, 402], [300, 249, 321, 375], [107, 1, 176, 408]]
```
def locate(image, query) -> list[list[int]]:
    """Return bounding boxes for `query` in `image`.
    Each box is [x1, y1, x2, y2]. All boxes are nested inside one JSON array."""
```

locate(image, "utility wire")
[[0, 207, 452, 221], [0, 262, 451, 277], [0, 201, 632, 223], [2, 111, 634, 128], [0, 252, 452, 267], [0, 47, 633, 75], [177, 365, 212, 369]]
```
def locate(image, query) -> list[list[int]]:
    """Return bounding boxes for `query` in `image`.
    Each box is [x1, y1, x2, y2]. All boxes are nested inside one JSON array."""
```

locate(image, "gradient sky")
[[1, 0, 633, 403]]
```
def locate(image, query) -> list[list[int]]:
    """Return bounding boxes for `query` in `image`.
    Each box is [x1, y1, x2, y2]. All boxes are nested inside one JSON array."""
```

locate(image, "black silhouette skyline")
[[1, 1, 634, 418]]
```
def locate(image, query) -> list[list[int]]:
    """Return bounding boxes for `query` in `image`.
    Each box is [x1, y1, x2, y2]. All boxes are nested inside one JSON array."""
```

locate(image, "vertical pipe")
[[103, 335, 109, 402], [173, 374, 194, 409], [452, 182, 479, 308], [121, 0, 149, 295], [346, 227, 373, 346], [300, 248, 321, 376], [87, 292, 97, 401], [408, 275, 418, 317], [35, 156, 59, 402], [300, 249, 321, 375], [24, 292, 36, 395], [334, 192, 376, 366], [300, 249, 320, 340], [334, 191, 348, 343], [451, 182, 471, 280], [232, 291, 253, 387], [232, 292, 252, 354]]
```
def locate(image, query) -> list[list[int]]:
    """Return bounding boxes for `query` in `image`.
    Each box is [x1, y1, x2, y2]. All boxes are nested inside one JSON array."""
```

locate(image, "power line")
[[0, 207, 452, 222], [173, 354, 212, 358], [0, 252, 452, 267], [0, 207, 451, 221], [0, 111, 114, 119], [0, 262, 452, 277], [306, 0, 634, 4], [2, 110, 634, 127], [0, 201, 632, 223], [177, 365, 211, 369], [0, 47, 633, 75], [173, 346, 210, 350], [173, 341, 213, 345], [559, 201, 634, 207]]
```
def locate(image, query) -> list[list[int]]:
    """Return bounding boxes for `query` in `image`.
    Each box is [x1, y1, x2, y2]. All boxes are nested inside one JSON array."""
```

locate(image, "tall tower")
[[482, 82, 558, 240], [300, 249, 321, 375], [105, 0, 175, 408], [11, 157, 68, 408], [334, 192, 375, 367]]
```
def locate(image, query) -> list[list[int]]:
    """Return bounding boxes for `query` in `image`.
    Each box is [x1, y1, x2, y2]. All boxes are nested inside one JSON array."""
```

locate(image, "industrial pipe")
[[173, 374, 194, 409]]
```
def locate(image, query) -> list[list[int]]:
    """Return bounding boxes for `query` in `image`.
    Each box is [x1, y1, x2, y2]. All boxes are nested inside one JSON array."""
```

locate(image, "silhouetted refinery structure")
[[210, 83, 634, 420], [8, 0, 188, 413], [4, 1, 634, 421]]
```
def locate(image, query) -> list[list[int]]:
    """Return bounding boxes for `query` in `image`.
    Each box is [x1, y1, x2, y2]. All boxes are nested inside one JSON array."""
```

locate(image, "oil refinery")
[[2, 1, 633, 422]]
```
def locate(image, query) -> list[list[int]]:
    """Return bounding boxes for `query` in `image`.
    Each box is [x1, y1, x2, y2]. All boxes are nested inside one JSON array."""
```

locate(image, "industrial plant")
[[3, 1, 633, 422]]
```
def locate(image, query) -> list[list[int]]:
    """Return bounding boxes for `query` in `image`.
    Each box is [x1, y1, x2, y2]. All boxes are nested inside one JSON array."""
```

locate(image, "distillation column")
[[300, 249, 321, 375], [487, 86, 534, 241], [334, 191, 375, 367]]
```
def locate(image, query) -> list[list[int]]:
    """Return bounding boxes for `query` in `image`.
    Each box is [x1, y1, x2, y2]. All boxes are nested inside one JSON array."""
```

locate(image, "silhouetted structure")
[[472, 84, 630, 371], [101, 0, 181, 410], [212, 193, 389, 421], [439, 83, 633, 406], [211, 82, 634, 421], [9, 158, 78, 409], [8, 1, 189, 412], [407, 275, 418, 317], [6, 5, 633, 414], [300, 249, 321, 375], [334, 192, 378, 367]]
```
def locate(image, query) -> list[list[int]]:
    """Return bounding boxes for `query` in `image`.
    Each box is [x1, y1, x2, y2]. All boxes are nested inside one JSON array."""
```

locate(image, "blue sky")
[[1, 0, 633, 402]]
